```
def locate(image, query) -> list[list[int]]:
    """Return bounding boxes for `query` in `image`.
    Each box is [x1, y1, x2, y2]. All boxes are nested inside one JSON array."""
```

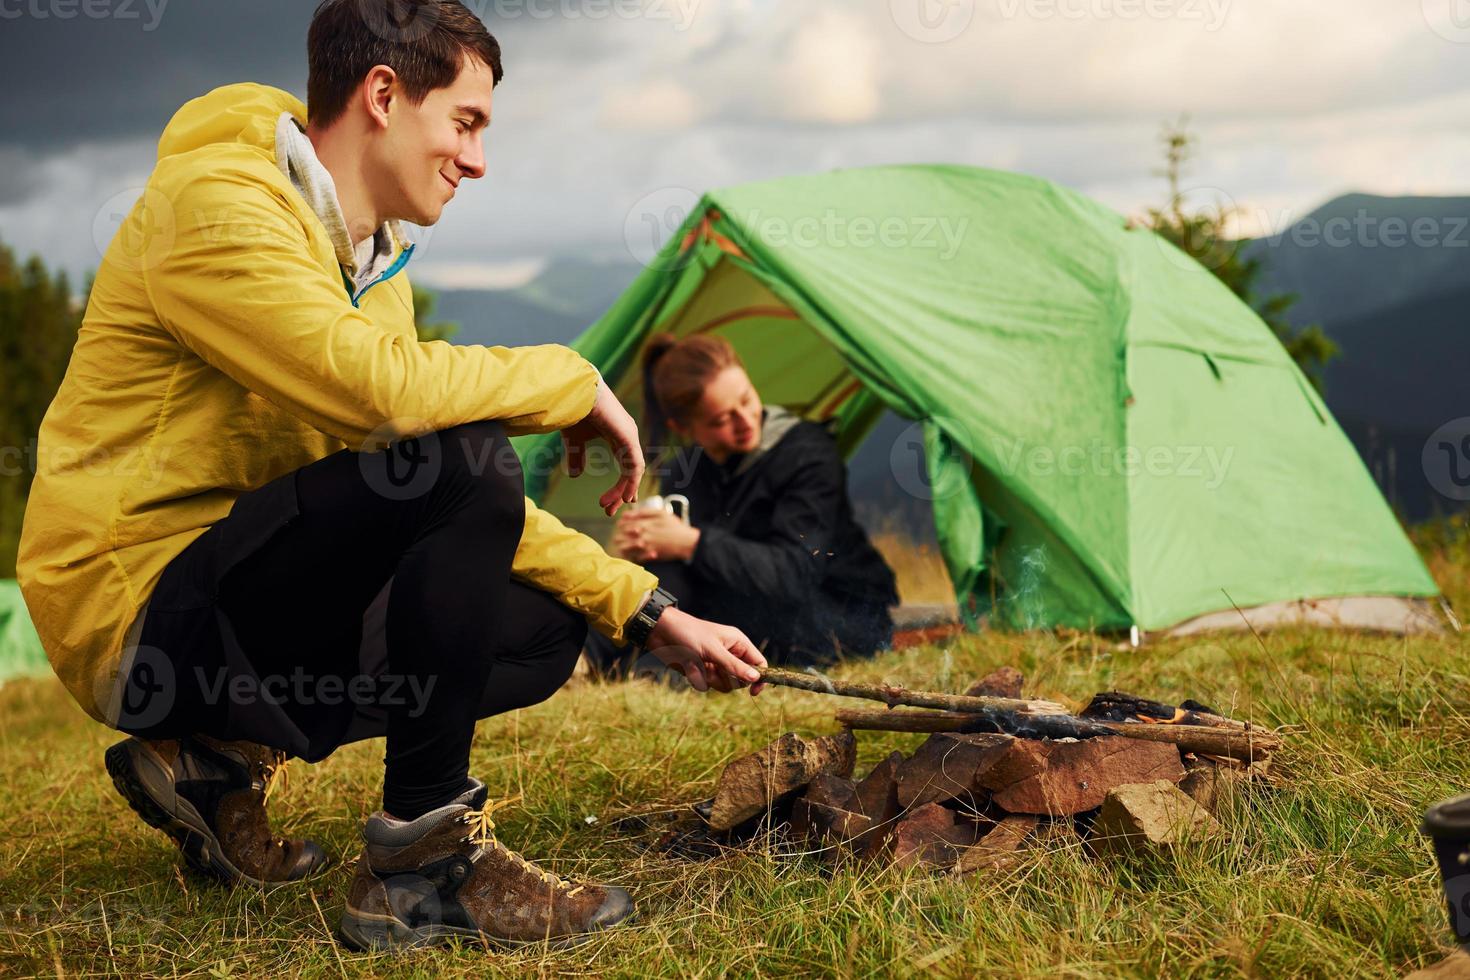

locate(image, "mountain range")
[[1245, 193, 1470, 520]]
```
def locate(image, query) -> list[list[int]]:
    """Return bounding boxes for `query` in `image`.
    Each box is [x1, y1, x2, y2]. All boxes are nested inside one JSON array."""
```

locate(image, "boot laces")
[[459, 795, 584, 896]]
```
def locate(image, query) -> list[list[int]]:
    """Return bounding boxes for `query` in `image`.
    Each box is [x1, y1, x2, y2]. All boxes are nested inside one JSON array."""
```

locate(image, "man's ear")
[[362, 65, 398, 130], [665, 417, 687, 439]]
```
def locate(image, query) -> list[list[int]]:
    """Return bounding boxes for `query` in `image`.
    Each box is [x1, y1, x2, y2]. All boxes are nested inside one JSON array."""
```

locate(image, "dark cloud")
[[0, 148, 43, 205], [0, 0, 311, 151], [0, 0, 563, 152], [1, 0, 1467, 290]]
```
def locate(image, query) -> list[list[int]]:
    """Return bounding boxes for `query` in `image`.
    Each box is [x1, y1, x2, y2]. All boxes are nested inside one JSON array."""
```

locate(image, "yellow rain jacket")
[[16, 83, 657, 725]]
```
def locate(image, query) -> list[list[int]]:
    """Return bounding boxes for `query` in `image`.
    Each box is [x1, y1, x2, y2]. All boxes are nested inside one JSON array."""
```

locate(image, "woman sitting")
[[588, 333, 900, 672]]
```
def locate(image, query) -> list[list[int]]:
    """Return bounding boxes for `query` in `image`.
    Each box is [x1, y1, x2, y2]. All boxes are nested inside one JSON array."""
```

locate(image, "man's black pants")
[[116, 420, 586, 820]]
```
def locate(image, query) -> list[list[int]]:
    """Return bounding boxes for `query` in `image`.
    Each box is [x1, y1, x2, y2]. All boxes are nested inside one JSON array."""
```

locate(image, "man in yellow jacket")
[[17, 0, 766, 951]]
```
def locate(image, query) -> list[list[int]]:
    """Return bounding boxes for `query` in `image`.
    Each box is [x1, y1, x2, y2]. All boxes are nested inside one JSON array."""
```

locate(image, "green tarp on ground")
[[0, 579, 47, 681], [518, 164, 1438, 632]]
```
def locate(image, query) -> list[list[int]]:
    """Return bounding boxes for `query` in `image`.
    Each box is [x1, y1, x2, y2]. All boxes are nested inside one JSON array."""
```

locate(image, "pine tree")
[[412, 284, 459, 343], [0, 239, 84, 576]]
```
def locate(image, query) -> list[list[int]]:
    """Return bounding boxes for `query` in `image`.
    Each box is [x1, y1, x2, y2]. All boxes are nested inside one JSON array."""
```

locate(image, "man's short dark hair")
[[307, 0, 504, 129]]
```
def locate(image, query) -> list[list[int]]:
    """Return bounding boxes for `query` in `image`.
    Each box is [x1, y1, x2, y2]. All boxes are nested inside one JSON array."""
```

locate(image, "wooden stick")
[[1090, 721, 1279, 760], [833, 707, 1279, 762], [830, 706, 1116, 740], [757, 666, 1067, 716], [833, 708, 985, 733]]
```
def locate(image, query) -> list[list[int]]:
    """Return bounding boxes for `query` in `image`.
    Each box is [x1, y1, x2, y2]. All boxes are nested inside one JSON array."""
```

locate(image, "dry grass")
[[0, 525, 1467, 978]]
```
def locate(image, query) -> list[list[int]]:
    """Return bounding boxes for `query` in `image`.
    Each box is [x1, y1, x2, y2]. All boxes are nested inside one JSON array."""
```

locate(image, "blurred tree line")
[[1141, 117, 1339, 390], [0, 235, 457, 578], [0, 239, 82, 578]]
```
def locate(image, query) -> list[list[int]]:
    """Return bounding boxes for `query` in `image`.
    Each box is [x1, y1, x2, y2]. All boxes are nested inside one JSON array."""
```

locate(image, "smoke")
[[1007, 545, 1050, 630]]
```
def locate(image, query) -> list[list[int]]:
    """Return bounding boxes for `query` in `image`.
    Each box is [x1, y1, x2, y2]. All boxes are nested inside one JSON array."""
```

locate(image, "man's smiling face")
[[370, 55, 494, 227]]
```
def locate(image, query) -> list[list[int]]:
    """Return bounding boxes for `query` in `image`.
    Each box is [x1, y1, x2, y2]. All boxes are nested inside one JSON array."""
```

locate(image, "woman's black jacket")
[[657, 407, 899, 661]]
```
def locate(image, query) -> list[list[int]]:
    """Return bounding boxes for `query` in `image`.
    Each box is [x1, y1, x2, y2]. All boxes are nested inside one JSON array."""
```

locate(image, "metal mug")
[[635, 493, 690, 525]]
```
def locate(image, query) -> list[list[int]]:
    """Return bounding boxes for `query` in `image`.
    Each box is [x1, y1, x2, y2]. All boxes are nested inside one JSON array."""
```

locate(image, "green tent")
[[0, 579, 47, 682], [519, 164, 1441, 636]]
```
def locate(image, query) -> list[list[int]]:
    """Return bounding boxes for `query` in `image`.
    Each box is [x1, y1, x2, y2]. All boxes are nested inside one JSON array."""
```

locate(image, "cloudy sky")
[[2, 0, 1468, 290]]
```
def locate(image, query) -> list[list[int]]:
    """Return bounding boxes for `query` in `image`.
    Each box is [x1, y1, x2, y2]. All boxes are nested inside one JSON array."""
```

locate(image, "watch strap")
[[626, 586, 678, 648]]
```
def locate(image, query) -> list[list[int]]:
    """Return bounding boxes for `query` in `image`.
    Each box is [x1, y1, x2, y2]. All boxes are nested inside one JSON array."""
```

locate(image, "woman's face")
[[675, 365, 764, 463]]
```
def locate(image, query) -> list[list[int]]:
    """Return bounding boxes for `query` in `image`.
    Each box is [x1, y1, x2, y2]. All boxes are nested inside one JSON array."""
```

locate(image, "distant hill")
[[429, 255, 643, 348], [510, 256, 648, 319], [1245, 193, 1470, 519], [1319, 281, 1470, 519], [1245, 193, 1470, 327], [431, 287, 586, 349]]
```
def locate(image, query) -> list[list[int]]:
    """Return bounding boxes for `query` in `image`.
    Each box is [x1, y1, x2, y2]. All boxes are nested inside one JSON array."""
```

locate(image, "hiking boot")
[[338, 777, 634, 951], [104, 734, 330, 885]]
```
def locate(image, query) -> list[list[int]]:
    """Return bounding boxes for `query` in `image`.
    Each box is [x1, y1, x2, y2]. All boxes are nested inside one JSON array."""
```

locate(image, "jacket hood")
[[157, 83, 306, 162], [154, 82, 408, 284]]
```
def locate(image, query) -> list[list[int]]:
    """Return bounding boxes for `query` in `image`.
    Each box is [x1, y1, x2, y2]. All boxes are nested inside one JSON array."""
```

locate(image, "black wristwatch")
[[626, 587, 678, 649]]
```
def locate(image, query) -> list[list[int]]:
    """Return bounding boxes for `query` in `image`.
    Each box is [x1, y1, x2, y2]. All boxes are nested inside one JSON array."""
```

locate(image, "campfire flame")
[[1135, 708, 1192, 725]]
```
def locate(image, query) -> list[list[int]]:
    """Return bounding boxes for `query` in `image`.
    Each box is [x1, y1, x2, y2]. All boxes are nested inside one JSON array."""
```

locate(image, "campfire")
[[626, 666, 1280, 870]]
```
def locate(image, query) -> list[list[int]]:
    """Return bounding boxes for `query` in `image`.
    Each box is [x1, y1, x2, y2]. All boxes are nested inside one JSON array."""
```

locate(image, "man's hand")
[[561, 377, 644, 517], [613, 509, 700, 563], [645, 607, 767, 695]]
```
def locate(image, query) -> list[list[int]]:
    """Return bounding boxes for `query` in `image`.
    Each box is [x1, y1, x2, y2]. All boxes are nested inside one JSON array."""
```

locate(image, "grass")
[[1, 523, 1467, 978]]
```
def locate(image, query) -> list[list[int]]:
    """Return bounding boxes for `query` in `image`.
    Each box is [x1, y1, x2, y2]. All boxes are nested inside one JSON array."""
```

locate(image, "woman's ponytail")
[[641, 332, 680, 456]]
